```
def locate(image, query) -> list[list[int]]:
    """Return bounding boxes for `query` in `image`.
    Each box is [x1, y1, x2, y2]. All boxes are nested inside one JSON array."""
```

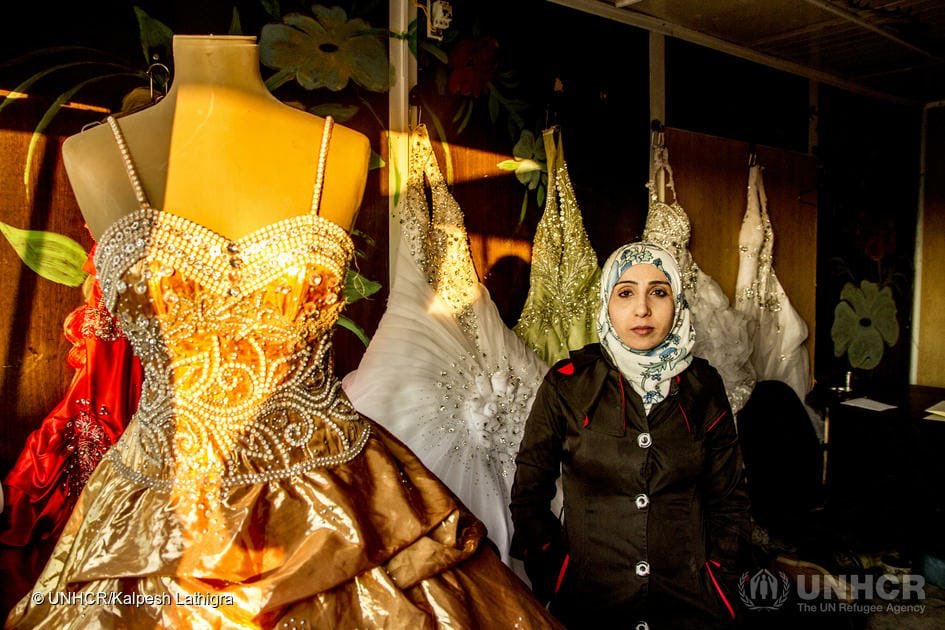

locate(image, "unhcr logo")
[[737, 567, 928, 615], [738, 569, 791, 611]]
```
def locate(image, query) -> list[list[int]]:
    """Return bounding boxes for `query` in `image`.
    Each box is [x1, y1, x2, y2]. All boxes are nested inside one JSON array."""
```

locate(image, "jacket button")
[[635, 493, 649, 510], [635, 560, 650, 577], [637, 432, 652, 448], [635, 623, 649, 630]]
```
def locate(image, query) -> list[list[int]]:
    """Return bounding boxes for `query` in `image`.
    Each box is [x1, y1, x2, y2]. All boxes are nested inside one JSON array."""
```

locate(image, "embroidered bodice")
[[93, 116, 368, 494], [514, 126, 600, 365], [643, 145, 698, 293], [399, 124, 480, 338]]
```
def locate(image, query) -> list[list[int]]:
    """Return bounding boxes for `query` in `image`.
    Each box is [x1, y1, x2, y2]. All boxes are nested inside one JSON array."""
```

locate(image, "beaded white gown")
[[643, 144, 756, 413], [343, 125, 548, 565], [735, 164, 814, 420], [7, 117, 560, 629]]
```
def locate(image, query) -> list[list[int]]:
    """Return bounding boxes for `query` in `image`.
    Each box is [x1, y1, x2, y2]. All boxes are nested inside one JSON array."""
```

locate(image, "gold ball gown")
[[6, 117, 560, 629]]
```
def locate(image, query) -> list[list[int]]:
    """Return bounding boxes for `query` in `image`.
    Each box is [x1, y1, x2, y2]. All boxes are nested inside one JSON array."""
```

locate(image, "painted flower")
[[259, 5, 392, 92], [512, 129, 546, 191], [447, 36, 499, 97], [831, 280, 899, 370]]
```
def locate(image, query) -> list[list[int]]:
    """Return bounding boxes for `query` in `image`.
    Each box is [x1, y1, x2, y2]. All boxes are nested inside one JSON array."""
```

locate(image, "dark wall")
[[816, 87, 921, 390]]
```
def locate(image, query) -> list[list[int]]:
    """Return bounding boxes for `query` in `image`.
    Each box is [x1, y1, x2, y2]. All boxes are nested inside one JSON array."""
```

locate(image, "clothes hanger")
[[80, 61, 172, 131], [650, 119, 665, 149]]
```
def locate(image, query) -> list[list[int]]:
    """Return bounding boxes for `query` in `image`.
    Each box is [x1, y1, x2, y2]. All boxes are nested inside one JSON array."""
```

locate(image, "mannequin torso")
[[63, 35, 371, 239]]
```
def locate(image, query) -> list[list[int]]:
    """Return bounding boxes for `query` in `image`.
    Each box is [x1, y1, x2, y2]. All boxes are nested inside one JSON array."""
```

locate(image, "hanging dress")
[[7, 117, 560, 629], [735, 163, 817, 427], [343, 125, 548, 565], [514, 126, 600, 365], [1, 254, 141, 549], [643, 143, 756, 413]]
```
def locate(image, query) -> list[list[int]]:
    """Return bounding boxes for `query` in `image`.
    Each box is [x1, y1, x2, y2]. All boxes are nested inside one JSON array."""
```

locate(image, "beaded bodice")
[[93, 115, 368, 493], [514, 127, 600, 365], [643, 144, 698, 293], [400, 124, 480, 339], [736, 164, 781, 313]]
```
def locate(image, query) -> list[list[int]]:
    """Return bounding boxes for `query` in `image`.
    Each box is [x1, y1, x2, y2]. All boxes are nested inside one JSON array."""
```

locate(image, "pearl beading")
[[399, 125, 480, 342], [93, 115, 370, 491]]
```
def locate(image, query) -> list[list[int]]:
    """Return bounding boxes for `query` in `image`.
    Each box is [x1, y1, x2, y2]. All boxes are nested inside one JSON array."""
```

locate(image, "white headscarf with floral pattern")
[[598, 242, 695, 414]]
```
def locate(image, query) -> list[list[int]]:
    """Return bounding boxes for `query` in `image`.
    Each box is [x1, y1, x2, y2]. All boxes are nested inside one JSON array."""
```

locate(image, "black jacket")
[[510, 344, 750, 629]]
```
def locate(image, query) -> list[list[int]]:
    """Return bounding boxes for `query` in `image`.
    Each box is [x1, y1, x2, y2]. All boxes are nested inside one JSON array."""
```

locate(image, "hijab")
[[597, 242, 695, 413]]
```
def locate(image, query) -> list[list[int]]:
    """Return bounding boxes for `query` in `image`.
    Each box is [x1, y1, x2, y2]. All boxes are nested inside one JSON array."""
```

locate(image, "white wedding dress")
[[735, 164, 819, 433], [643, 143, 756, 413], [343, 125, 548, 565]]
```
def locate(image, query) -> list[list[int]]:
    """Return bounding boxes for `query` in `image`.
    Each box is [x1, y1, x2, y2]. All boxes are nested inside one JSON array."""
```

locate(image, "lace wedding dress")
[[643, 143, 756, 413]]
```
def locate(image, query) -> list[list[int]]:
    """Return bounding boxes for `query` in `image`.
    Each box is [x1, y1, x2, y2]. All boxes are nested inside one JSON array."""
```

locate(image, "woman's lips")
[[631, 326, 654, 335]]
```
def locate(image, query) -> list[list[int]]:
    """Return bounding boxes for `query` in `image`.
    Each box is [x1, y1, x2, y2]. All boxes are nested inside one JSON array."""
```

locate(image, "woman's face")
[[608, 263, 675, 351]]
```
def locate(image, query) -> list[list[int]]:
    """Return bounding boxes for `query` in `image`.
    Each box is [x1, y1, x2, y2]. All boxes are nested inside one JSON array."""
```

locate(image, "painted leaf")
[[260, 0, 281, 20], [24, 73, 142, 200], [0, 61, 130, 116], [0, 222, 88, 287], [133, 7, 174, 65], [368, 150, 385, 170], [228, 7, 243, 35], [343, 269, 381, 304], [337, 315, 371, 347]]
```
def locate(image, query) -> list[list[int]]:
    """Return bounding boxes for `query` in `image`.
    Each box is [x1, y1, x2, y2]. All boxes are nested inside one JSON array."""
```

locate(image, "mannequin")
[[10, 33, 562, 630], [63, 35, 371, 237]]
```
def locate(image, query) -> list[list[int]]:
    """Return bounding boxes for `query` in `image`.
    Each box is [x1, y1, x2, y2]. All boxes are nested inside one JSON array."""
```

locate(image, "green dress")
[[514, 127, 600, 365]]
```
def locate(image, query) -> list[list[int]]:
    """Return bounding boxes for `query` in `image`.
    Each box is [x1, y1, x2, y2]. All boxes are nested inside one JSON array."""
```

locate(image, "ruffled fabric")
[[7, 425, 559, 628], [344, 125, 548, 566], [1, 258, 141, 548], [735, 164, 818, 432], [643, 143, 756, 413]]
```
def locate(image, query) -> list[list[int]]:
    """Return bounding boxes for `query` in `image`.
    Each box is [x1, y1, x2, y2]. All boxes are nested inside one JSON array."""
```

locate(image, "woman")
[[510, 241, 751, 629]]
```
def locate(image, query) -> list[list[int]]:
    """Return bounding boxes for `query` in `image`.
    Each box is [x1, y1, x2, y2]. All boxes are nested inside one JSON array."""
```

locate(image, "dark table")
[[824, 385, 945, 559]]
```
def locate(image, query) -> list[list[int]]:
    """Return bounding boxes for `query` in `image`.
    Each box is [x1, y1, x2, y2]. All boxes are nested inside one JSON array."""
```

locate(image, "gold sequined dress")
[[6, 117, 560, 629], [343, 126, 547, 568], [513, 126, 600, 365]]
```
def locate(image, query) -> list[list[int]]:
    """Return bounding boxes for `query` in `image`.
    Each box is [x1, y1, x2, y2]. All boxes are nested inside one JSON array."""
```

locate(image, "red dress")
[[0, 252, 142, 546]]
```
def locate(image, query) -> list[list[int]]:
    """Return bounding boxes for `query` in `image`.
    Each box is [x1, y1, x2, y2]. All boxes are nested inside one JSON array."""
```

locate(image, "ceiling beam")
[[800, 0, 941, 60], [547, 0, 917, 105], [614, 0, 644, 7]]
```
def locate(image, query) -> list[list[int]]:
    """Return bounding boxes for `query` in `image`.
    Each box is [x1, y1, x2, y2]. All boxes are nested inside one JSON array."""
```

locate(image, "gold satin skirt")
[[6, 421, 559, 629]]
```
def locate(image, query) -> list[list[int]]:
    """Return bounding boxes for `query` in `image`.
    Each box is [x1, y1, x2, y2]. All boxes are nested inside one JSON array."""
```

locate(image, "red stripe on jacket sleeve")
[[705, 560, 736, 619], [705, 410, 728, 433]]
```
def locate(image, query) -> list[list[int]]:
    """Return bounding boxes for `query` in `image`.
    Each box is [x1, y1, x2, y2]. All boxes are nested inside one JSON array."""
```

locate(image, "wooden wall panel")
[[0, 105, 97, 474], [664, 127, 818, 369], [916, 107, 945, 387]]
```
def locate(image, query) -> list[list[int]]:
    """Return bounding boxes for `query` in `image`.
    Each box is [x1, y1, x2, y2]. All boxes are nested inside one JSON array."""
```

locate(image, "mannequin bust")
[[63, 35, 371, 239]]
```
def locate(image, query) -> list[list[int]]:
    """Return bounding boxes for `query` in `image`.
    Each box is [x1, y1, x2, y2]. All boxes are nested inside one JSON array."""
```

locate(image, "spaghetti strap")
[[106, 116, 151, 209], [309, 116, 335, 216]]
